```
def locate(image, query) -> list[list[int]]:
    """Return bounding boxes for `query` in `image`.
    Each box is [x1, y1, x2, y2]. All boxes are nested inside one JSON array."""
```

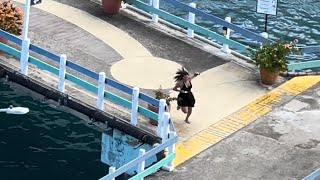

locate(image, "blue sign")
[[30, 0, 42, 6]]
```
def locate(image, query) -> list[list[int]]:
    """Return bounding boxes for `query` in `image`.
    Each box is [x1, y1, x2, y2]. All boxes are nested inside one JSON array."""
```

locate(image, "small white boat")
[[0, 105, 29, 115]]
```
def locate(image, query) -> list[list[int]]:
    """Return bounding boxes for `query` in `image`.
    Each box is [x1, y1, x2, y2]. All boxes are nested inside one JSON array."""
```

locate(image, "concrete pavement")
[[150, 77, 320, 180], [170, 62, 266, 142], [29, 0, 152, 58], [10, 0, 295, 172]]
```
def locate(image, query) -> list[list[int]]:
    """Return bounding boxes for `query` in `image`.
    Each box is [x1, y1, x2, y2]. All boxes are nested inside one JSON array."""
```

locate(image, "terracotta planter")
[[147, 103, 171, 126], [259, 67, 280, 85], [101, 0, 122, 15]]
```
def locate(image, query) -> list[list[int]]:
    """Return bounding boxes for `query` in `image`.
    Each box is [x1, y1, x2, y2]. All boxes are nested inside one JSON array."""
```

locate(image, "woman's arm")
[[173, 82, 187, 93], [189, 72, 200, 80]]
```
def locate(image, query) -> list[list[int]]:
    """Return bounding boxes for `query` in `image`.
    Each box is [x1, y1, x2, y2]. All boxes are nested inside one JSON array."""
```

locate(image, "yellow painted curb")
[[173, 76, 320, 167]]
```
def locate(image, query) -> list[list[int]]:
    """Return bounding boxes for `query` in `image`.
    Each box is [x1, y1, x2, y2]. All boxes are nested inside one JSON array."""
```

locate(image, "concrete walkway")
[[150, 76, 320, 180], [14, 0, 267, 167], [24, 0, 152, 58]]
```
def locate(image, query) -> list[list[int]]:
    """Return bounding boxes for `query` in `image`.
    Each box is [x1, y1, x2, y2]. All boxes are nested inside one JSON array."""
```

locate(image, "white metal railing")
[[99, 112, 177, 180]]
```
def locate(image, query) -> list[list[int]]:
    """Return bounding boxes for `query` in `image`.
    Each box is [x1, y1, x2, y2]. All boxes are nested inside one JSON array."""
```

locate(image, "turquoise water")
[[160, 0, 320, 45], [0, 81, 109, 180], [152, 0, 320, 60]]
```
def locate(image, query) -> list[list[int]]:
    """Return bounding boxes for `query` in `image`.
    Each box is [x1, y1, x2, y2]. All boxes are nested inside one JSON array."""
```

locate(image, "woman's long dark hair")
[[174, 67, 189, 82]]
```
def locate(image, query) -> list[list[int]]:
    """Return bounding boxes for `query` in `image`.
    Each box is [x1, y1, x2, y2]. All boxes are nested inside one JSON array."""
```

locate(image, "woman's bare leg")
[[185, 107, 192, 123], [181, 107, 188, 114]]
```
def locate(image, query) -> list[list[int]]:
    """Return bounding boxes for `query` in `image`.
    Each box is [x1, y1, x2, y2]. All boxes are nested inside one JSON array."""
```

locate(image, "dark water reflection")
[[0, 81, 110, 180]]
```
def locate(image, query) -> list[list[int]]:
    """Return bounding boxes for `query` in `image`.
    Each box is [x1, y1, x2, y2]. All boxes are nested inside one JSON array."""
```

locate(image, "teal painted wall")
[[101, 129, 157, 176]]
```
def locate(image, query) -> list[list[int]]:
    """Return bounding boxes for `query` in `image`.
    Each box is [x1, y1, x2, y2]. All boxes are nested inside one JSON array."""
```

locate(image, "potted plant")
[[250, 39, 298, 85], [101, 0, 126, 15], [0, 0, 23, 45], [147, 86, 176, 126]]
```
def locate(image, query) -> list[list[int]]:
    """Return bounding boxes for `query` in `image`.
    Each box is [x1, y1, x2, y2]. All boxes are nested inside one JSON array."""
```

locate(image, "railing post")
[[108, 166, 116, 180], [156, 99, 166, 137], [97, 72, 106, 110], [152, 0, 159, 23], [221, 16, 232, 54], [121, 0, 127, 8], [20, 0, 31, 76], [58, 54, 67, 93], [148, 0, 153, 14], [259, 32, 268, 49], [131, 87, 140, 126], [161, 112, 170, 143], [162, 132, 177, 172], [187, 2, 196, 38], [137, 149, 146, 179], [20, 38, 30, 75], [260, 32, 269, 39]]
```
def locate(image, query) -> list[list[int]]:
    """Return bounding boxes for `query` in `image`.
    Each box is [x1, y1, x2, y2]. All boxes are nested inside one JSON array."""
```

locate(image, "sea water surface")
[[159, 0, 320, 45], [0, 80, 109, 180], [148, 0, 320, 60]]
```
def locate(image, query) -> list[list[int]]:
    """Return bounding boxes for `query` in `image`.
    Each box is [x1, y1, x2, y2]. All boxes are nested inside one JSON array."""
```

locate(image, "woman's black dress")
[[177, 81, 195, 107]]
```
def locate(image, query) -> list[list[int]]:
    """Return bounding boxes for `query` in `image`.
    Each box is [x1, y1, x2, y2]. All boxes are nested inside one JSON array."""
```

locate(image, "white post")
[[97, 72, 106, 110], [156, 99, 166, 137], [58, 54, 67, 93], [121, 0, 127, 8], [21, 0, 31, 40], [137, 149, 146, 179], [20, 38, 30, 75], [260, 32, 269, 39], [162, 132, 176, 172], [161, 112, 170, 143], [187, 3, 196, 38], [131, 87, 140, 126], [152, 0, 159, 23], [149, 0, 153, 14], [259, 32, 269, 49], [20, 0, 31, 75], [221, 16, 232, 54], [108, 166, 116, 180]]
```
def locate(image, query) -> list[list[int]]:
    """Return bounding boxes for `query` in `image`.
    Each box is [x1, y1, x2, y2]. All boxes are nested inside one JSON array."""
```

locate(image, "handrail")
[[0, 29, 160, 107], [128, 0, 320, 69], [0, 37, 159, 120], [126, 0, 247, 52], [99, 135, 178, 180], [300, 46, 320, 54], [129, 153, 176, 180], [0, 43, 158, 120], [66, 61, 100, 80], [161, 0, 272, 44], [287, 60, 320, 71], [129, 0, 320, 56], [29, 44, 60, 63], [302, 168, 320, 180], [0, 30, 22, 45], [162, 0, 320, 55], [105, 78, 133, 95], [128, 0, 271, 44]]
